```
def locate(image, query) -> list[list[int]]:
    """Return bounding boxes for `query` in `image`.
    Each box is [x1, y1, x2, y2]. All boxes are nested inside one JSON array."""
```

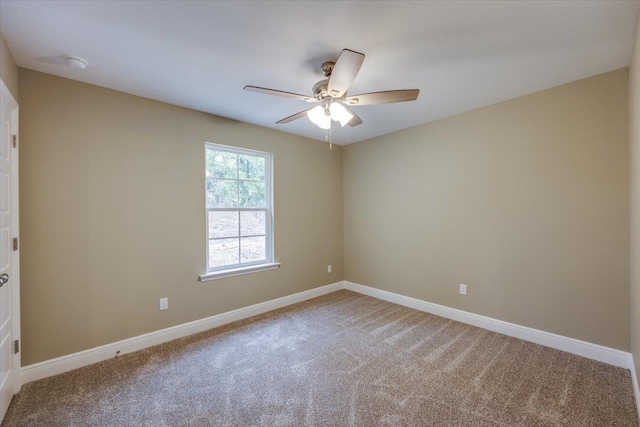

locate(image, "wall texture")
[[0, 31, 18, 101], [16, 62, 634, 364], [18, 69, 343, 365], [630, 9, 640, 384], [344, 69, 630, 351]]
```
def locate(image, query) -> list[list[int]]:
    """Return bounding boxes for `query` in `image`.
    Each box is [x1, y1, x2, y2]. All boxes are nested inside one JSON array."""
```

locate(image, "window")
[[201, 143, 278, 281]]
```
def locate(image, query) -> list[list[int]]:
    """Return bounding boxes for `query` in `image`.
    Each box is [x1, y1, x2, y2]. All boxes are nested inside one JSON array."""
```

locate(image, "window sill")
[[199, 262, 281, 282]]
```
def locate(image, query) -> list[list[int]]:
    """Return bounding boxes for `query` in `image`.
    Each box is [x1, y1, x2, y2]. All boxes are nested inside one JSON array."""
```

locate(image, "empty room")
[[0, 0, 639, 425]]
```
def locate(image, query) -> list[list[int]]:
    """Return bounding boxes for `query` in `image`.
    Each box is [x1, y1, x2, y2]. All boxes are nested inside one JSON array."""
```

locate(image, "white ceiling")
[[1, 1, 639, 145]]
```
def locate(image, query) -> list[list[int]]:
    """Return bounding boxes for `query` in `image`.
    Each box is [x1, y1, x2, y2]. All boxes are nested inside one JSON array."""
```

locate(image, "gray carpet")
[[2, 290, 637, 426]]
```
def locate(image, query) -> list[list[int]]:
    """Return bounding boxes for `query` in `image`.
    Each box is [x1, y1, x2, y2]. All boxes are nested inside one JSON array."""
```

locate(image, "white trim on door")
[[0, 79, 21, 394]]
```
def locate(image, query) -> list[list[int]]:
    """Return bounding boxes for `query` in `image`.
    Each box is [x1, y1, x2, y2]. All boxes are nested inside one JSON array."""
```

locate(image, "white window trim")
[[200, 262, 281, 282], [200, 142, 276, 281]]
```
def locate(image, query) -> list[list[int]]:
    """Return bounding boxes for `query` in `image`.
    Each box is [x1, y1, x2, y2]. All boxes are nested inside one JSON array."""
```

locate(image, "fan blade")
[[345, 89, 419, 106], [244, 86, 317, 103], [344, 106, 363, 127], [276, 109, 313, 124], [327, 49, 365, 98]]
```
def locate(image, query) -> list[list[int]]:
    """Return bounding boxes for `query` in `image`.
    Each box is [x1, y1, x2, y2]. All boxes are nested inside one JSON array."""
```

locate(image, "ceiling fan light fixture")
[[244, 48, 419, 137], [329, 102, 354, 127], [307, 105, 331, 130]]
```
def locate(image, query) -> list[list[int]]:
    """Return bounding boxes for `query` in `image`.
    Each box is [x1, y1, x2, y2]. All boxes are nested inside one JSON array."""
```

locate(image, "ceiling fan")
[[244, 49, 420, 132]]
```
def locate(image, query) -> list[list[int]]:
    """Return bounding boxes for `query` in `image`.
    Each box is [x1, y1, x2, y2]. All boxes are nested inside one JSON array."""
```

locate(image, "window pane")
[[239, 181, 266, 207], [239, 154, 265, 181], [205, 144, 273, 272], [207, 179, 238, 208], [209, 238, 239, 268], [207, 150, 237, 179], [241, 236, 266, 263], [209, 211, 239, 238], [240, 211, 265, 236]]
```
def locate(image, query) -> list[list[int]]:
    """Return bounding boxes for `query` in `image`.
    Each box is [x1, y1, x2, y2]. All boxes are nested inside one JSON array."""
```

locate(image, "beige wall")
[[344, 69, 630, 351], [17, 60, 633, 364], [18, 69, 343, 365], [630, 10, 640, 384], [0, 31, 18, 101]]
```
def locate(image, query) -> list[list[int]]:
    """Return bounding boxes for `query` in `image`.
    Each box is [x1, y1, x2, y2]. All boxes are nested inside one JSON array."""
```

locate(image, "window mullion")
[[236, 153, 240, 205], [236, 154, 241, 264], [208, 207, 267, 212], [208, 234, 265, 241], [237, 210, 242, 264]]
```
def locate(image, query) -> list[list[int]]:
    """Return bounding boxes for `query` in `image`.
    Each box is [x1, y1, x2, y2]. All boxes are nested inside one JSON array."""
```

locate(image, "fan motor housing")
[[312, 79, 330, 99]]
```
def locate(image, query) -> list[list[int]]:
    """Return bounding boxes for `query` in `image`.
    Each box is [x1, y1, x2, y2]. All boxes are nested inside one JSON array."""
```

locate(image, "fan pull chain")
[[325, 122, 332, 149]]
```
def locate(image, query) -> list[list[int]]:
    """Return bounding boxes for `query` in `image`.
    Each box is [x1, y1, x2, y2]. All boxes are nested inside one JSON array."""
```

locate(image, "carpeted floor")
[[2, 290, 637, 426]]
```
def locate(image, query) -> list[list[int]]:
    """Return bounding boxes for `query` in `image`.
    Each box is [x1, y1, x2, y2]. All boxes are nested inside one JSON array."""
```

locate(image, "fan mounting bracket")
[[321, 61, 335, 77]]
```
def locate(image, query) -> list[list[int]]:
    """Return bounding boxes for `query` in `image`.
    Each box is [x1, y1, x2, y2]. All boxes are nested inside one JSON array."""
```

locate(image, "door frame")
[[1, 78, 21, 393]]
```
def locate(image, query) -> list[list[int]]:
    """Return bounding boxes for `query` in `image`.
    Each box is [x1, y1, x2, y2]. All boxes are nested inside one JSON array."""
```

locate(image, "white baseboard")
[[631, 357, 640, 423], [21, 281, 344, 384], [22, 279, 636, 393], [344, 281, 632, 369]]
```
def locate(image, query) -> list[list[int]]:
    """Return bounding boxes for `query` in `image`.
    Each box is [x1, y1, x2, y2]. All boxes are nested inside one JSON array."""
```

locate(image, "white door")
[[0, 82, 19, 422]]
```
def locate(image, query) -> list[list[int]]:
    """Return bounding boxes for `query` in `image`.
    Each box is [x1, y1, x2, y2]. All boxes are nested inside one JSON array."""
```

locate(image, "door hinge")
[[12, 238, 18, 251], [12, 135, 17, 148], [14, 340, 19, 354]]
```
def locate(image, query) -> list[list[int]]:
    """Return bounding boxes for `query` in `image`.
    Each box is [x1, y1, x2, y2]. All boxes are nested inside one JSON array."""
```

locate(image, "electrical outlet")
[[460, 284, 467, 295], [159, 297, 168, 310], [327, 265, 332, 273]]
